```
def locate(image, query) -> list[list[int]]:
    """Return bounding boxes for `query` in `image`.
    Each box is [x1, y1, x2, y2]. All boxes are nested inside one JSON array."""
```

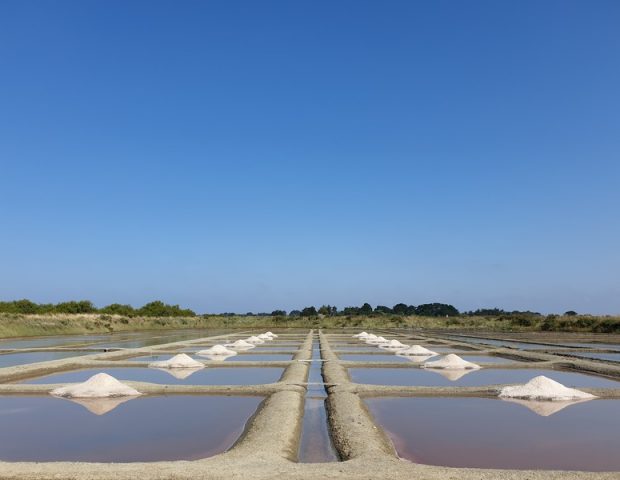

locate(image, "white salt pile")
[[148, 353, 204, 369], [50, 373, 141, 398], [423, 354, 481, 370], [379, 339, 408, 350], [225, 339, 255, 350], [398, 345, 439, 356], [353, 331, 369, 338], [245, 336, 265, 344], [196, 345, 238, 357], [499, 375, 597, 401], [257, 333, 273, 340], [198, 354, 235, 362], [398, 354, 437, 364], [265, 331, 278, 338], [366, 336, 388, 344]]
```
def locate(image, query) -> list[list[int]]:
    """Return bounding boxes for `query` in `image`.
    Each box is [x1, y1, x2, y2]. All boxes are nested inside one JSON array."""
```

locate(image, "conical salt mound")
[[366, 336, 388, 344], [245, 336, 265, 344], [196, 345, 237, 356], [353, 331, 369, 338], [398, 345, 439, 356], [65, 396, 136, 415], [423, 354, 481, 370], [397, 354, 436, 363], [225, 339, 255, 350], [265, 331, 278, 338], [148, 353, 204, 369], [379, 339, 408, 350], [199, 353, 236, 362], [50, 373, 141, 398], [499, 375, 597, 401], [257, 333, 273, 340], [502, 398, 593, 417]]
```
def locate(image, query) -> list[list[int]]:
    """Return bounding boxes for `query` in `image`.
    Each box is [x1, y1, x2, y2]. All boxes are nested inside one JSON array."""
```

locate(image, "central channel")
[[297, 333, 338, 462]]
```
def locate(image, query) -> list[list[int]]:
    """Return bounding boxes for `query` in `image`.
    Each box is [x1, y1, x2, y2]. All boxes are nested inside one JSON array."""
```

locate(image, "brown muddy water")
[[365, 397, 620, 471], [0, 395, 262, 462], [349, 368, 620, 387], [19, 367, 284, 385]]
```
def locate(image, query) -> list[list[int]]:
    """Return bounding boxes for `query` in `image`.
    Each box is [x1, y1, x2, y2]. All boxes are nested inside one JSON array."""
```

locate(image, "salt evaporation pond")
[[131, 353, 293, 362], [0, 351, 92, 368], [21, 367, 284, 385], [365, 397, 620, 471], [0, 395, 261, 462], [568, 352, 620, 363], [349, 368, 620, 388]]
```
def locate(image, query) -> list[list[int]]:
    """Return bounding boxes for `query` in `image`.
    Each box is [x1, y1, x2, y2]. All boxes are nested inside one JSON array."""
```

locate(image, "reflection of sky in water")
[[366, 397, 620, 471], [0, 351, 92, 368], [0, 395, 262, 462], [349, 367, 620, 387], [22, 366, 285, 386]]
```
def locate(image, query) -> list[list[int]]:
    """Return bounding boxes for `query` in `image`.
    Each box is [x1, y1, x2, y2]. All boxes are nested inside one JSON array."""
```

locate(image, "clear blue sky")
[[1, 1, 619, 314]]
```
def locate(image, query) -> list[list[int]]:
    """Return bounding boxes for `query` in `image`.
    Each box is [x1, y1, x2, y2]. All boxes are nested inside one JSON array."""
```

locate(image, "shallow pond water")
[[21, 367, 284, 385], [130, 353, 292, 362], [298, 338, 337, 462], [0, 351, 93, 368], [365, 397, 620, 471], [566, 352, 620, 363], [340, 354, 413, 363], [349, 368, 620, 387], [0, 395, 261, 462]]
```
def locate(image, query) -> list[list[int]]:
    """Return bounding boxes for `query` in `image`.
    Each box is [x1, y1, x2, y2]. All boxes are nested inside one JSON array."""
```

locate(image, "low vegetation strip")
[[0, 311, 618, 339]]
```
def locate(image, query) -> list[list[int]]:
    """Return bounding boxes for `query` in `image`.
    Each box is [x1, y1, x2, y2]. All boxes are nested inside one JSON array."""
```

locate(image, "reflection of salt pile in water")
[[245, 336, 265, 344], [504, 398, 593, 417], [225, 339, 255, 350], [51, 373, 141, 398], [153, 367, 201, 380], [66, 396, 136, 415], [398, 345, 438, 356], [423, 354, 481, 370], [499, 376, 597, 401], [148, 353, 204, 369], [196, 345, 237, 357], [431, 369, 474, 381], [380, 339, 408, 350]]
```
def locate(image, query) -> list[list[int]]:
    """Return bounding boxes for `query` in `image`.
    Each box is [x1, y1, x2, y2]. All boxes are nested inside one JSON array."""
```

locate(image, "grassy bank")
[[1, 312, 619, 339]]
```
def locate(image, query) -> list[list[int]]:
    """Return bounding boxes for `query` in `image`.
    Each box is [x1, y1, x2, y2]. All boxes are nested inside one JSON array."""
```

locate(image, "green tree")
[[100, 303, 135, 316], [392, 303, 408, 315], [301, 306, 317, 317], [415, 303, 459, 317]]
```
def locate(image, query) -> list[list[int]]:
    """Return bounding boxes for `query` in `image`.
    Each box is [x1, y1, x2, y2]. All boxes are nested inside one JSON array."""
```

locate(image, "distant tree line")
[[0, 299, 195, 317], [0, 299, 590, 322]]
